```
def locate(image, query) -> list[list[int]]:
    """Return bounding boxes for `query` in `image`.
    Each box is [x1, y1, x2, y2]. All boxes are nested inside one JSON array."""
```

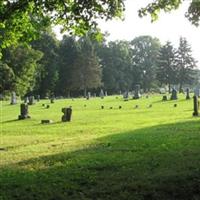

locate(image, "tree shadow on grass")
[[0, 120, 200, 200]]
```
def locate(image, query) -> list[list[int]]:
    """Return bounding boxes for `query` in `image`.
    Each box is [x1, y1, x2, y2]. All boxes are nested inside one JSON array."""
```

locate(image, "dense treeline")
[[0, 29, 199, 98]]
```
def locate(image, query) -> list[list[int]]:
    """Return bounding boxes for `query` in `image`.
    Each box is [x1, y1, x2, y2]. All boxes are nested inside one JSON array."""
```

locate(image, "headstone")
[[50, 98, 54, 103], [10, 92, 17, 105], [123, 91, 129, 101], [24, 97, 29, 104], [86, 92, 91, 100], [105, 91, 108, 96], [193, 96, 199, 116], [18, 104, 30, 119], [0, 94, 3, 100], [134, 105, 139, 109], [36, 95, 40, 102], [174, 104, 177, 107], [100, 89, 104, 99], [186, 88, 190, 100], [119, 106, 122, 109], [170, 88, 178, 100], [46, 105, 50, 109], [41, 119, 53, 124], [28, 96, 35, 105], [101, 105, 104, 109], [61, 107, 72, 122], [162, 95, 168, 101], [194, 87, 200, 98], [133, 85, 141, 99], [94, 93, 96, 98]]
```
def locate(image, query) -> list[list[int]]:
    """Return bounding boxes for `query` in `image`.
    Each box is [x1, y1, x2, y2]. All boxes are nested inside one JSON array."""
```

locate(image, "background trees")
[[0, 28, 198, 97]]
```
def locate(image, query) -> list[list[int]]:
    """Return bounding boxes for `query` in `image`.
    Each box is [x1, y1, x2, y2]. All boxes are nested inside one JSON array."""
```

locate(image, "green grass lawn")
[[0, 94, 200, 200]]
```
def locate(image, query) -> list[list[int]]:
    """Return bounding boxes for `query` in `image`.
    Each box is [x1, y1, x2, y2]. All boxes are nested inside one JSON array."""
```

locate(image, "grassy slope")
[[0, 95, 200, 200]]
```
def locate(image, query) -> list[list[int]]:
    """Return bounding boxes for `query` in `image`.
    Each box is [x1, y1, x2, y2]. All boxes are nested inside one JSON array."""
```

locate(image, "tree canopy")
[[0, 0, 199, 55]]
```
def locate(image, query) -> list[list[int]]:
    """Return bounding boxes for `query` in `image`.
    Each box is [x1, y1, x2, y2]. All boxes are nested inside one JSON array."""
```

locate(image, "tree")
[[0, 0, 124, 54], [2, 45, 43, 96], [157, 42, 178, 92], [131, 36, 161, 92], [139, 0, 200, 26], [175, 37, 197, 92], [57, 36, 79, 96], [0, 61, 15, 93], [71, 36, 102, 97], [31, 30, 59, 97]]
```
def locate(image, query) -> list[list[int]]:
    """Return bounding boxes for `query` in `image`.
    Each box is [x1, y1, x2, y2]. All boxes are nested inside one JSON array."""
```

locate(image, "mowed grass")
[[0, 94, 200, 200]]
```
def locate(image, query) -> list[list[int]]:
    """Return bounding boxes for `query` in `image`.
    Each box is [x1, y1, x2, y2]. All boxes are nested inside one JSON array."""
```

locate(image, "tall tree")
[[2, 45, 43, 96], [176, 37, 197, 92], [131, 36, 161, 92], [57, 36, 79, 96], [71, 36, 102, 97], [31, 30, 59, 97], [157, 42, 177, 92]]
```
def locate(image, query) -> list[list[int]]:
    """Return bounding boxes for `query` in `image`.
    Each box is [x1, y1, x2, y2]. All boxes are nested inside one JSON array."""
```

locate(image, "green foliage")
[[139, 0, 200, 26], [31, 31, 59, 97], [0, 61, 15, 93], [0, 0, 124, 53], [157, 42, 177, 91], [131, 36, 161, 91], [176, 37, 197, 91], [2, 45, 43, 96], [1, 95, 200, 199]]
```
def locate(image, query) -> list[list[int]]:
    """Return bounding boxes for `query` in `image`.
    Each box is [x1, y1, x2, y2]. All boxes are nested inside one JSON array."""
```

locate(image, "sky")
[[55, 0, 200, 68]]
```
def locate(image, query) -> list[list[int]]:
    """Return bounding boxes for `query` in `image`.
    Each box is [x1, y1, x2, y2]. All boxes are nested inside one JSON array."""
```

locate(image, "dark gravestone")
[[10, 92, 17, 105], [18, 104, 30, 120], [119, 106, 122, 109], [186, 88, 190, 100], [61, 107, 72, 122], [101, 106, 104, 109], [133, 85, 141, 99], [174, 104, 177, 107], [50, 98, 54, 103], [193, 96, 199, 116], [46, 105, 50, 109], [41, 119, 53, 124], [123, 91, 129, 101], [28, 96, 35, 105], [162, 95, 168, 101], [170, 88, 178, 100]]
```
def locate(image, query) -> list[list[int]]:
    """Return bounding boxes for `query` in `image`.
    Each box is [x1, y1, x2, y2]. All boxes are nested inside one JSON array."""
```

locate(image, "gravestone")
[[41, 119, 53, 124], [162, 95, 168, 101], [24, 97, 29, 104], [86, 92, 91, 100], [186, 88, 190, 100], [28, 96, 35, 105], [193, 96, 199, 116], [100, 89, 104, 99], [61, 107, 72, 122], [170, 88, 178, 100], [18, 104, 30, 119], [101, 105, 104, 109], [10, 92, 17, 105], [105, 91, 108, 96], [94, 93, 96, 98], [123, 91, 129, 101], [0, 94, 3, 100], [194, 87, 200, 97], [50, 98, 54, 103], [133, 85, 141, 99], [36, 95, 40, 102]]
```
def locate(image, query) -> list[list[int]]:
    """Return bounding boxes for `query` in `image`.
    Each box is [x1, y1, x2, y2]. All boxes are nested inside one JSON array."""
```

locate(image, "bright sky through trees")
[[54, 0, 200, 67]]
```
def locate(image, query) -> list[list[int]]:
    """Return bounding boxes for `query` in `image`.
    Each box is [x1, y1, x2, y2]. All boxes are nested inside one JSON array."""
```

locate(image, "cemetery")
[[1, 92, 200, 200], [0, 0, 200, 199]]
